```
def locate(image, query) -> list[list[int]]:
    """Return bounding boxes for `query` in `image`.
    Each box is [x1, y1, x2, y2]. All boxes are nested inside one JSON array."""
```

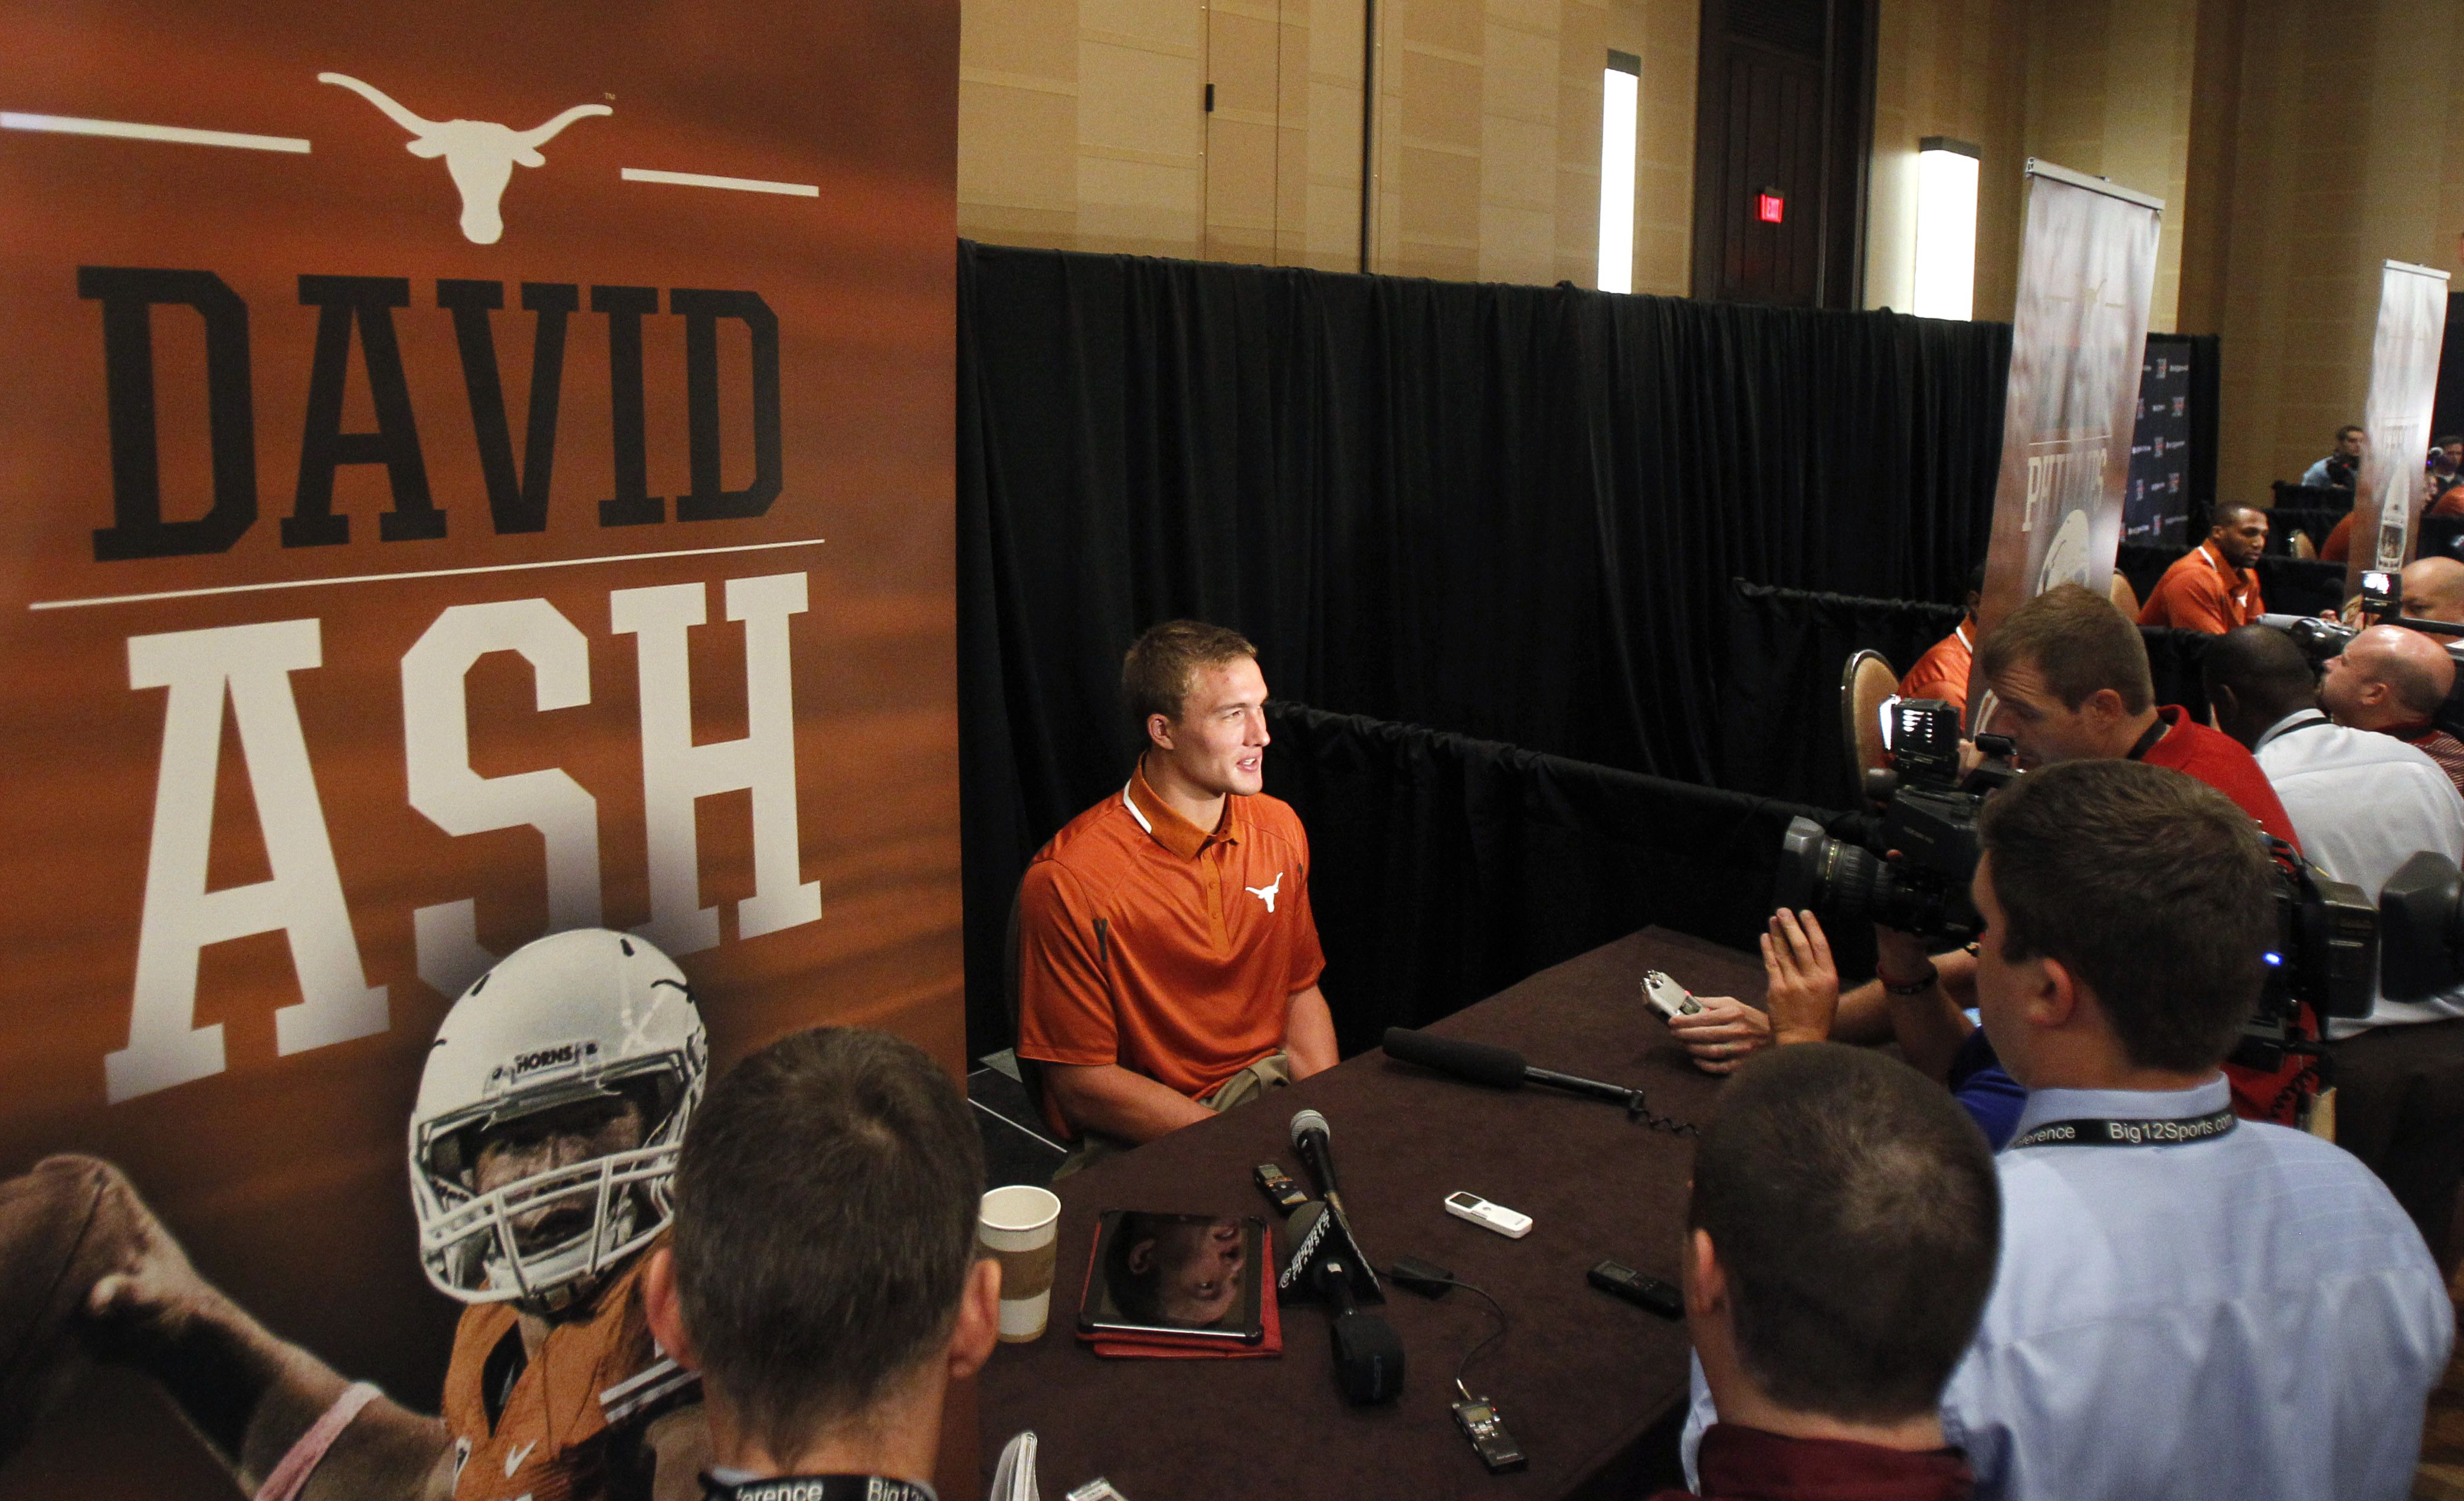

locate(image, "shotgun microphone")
[[1381, 1027, 1642, 1109]]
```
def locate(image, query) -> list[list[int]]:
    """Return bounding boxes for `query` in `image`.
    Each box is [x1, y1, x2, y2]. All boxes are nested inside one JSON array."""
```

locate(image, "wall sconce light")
[[1598, 51, 1640, 294], [1914, 136, 1980, 320]]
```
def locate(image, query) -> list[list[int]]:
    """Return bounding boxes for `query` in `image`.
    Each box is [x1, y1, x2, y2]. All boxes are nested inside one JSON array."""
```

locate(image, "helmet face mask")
[[408, 930, 708, 1312]]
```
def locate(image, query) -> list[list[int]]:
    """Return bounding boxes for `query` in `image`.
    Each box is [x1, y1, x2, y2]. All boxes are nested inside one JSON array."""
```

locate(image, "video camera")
[[1775, 699, 2010, 947], [1773, 700, 2464, 1056]]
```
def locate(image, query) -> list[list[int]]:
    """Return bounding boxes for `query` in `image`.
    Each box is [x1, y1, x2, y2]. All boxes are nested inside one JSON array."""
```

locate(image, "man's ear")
[[1683, 1227, 1725, 1322], [640, 1245, 699, 1371], [2083, 687, 2128, 724], [1146, 712, 1177, 752], [948, 1256, 1002, 1383], [2030, 953, 2082, 1032]]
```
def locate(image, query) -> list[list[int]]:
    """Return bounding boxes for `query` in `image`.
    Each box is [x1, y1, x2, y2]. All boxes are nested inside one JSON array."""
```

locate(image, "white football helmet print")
[[408, 929, 707, 1308]]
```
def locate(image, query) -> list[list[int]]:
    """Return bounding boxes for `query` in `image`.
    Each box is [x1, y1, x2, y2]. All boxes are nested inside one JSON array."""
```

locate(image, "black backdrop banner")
[[956, 241, 2013, 1053]]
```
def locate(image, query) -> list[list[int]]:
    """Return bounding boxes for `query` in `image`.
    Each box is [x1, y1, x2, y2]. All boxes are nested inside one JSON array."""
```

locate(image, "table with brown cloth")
[[977, 926, 1762, 1501]]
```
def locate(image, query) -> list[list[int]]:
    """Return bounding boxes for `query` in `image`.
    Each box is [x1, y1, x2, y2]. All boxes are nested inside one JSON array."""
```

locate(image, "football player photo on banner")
[[2349, 259, 2452, 597], [1970, 159, 2162, 717], [0, 4, 960, 1500]]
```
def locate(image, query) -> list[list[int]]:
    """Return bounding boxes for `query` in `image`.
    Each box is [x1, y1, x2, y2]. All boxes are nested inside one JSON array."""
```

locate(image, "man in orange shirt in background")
[[2139, 503, 2268, 632], [1898, 565, 1984, 714], [1016, 621, 1338, 1168]]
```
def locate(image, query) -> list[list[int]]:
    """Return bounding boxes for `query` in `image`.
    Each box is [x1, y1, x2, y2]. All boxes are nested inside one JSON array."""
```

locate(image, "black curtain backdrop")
[[1261, 703, 1832, 1056], [1717, 581, 1961, 806], [956, 241, 2011, 1054]]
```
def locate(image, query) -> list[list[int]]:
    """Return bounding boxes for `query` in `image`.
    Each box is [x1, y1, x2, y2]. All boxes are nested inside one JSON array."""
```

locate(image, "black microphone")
[[1290, 1108, 1339, 1198], [1382, 1027, 1641, 1109], [1312, 1248, 1405, 1403]]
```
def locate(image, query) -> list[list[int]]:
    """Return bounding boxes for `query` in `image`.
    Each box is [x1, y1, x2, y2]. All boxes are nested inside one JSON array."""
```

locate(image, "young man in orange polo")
[[1016, 621, 1338, 1165]]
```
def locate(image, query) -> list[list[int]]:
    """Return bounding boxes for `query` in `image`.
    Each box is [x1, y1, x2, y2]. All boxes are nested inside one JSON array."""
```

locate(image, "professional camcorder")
[[1775, 699, 2010, 946]]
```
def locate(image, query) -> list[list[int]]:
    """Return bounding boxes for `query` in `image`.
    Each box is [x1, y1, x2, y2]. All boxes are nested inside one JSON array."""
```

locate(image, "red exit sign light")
[[1757, 190, 1785, 224]]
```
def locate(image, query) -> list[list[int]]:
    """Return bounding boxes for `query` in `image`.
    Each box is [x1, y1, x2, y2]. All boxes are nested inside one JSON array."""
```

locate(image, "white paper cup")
[[979, 1185, 1063, 1342]]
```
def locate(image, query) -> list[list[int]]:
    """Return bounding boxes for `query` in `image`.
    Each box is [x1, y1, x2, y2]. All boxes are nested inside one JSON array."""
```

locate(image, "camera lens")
[[1777, 815, 1914, 929]]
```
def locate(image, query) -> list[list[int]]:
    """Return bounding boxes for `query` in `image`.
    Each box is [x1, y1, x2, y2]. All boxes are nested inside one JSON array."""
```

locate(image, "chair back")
[[1843, 649, 1901, 797]]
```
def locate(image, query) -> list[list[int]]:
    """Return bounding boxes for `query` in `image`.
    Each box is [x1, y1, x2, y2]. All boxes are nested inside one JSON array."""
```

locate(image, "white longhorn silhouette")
[[319, 72, 609, 244]]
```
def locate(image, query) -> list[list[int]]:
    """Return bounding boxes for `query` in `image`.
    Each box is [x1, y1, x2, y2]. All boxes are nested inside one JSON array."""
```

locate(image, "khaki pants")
[[1053, 1051, 1296, 1181]]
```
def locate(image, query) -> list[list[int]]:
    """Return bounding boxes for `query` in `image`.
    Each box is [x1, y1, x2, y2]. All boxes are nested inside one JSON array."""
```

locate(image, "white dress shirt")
[[2254, 709, 2464, 1034], [1685, 1076, 2452, 1500]]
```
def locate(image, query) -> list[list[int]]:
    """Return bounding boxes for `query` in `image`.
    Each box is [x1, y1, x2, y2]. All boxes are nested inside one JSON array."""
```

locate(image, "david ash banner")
[[2348, 258, 2452, 600], [1968, 159, 2163, 718], [0, 4, 961, 1499]]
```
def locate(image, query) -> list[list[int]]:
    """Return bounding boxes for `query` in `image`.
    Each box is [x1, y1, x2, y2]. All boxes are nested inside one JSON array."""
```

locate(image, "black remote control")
[[1588, 1259, 1683, 1319]]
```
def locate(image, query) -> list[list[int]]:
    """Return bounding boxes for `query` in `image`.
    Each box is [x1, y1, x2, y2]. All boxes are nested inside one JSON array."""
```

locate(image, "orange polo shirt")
[[1016, 764, 1325, 1137], [1898, 618, 1974, 713], [2137, 539, 2265, 634]]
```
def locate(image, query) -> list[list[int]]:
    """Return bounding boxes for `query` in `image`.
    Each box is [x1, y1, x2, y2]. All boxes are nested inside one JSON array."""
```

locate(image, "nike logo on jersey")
[[504, 1439, 538, 1476], [1246, 873, 1283, 913]]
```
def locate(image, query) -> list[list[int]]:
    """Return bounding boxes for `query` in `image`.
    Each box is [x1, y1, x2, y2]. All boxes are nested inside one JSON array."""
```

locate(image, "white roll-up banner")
[[1968, 160, 2164, 719], [2349, 260, 2453, 597]]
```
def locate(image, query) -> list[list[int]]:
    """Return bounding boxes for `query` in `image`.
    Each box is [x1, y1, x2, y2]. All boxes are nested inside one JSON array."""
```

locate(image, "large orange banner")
[[0, 3, 958, 1495]]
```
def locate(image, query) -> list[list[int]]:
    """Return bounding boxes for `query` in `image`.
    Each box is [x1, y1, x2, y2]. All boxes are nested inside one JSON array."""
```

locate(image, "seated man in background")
[[2321, 622, 2464, 800], [1898, 564, 1985, 714], [2431, 435, 2464, 505], [2207, 624, 2464, 1274], [1685, 762, 2450, 1501], [642, 1028, 997, 1499], [2300, 424, 2364, 491], [1656, 1045, 1997, 1501], [1016, 620, 1336, 1165], [2137, 503, 2267, 632]]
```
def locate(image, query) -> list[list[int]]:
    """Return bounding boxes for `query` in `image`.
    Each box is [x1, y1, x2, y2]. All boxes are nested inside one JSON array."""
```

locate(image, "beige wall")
[[2210, 0, 2464, 507], [1866, 0, 2026, 320], [958, 0, 1695, 289]]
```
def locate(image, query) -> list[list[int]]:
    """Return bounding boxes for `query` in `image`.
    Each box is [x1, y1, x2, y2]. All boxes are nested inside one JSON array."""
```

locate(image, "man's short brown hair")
[[1122, 620, 1257, 733], [1975, 582, 2154, 713], [671, 1028, 984, 1455], [1689, 1044, 2000, 1424], [1980, 759, 2278, 1072]]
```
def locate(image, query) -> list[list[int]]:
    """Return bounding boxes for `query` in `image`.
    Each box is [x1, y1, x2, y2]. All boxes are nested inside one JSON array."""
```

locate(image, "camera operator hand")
[[1761, 909, 1840, 1046], [1669, 994, 1772, 1074]]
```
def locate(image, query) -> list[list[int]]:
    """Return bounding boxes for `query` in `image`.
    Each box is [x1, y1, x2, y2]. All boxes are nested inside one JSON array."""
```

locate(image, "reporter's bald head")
[[2321, 624, 2455, 732], [2404, 557, 2464, 623]]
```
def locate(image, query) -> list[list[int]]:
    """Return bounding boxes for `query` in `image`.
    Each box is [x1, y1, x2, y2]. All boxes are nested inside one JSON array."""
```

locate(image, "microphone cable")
[[1407, 1271, 1512, 1401]]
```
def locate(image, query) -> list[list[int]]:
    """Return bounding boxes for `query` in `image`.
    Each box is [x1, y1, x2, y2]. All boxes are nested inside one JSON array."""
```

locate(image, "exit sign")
[[1757, 189, 1785, 224]]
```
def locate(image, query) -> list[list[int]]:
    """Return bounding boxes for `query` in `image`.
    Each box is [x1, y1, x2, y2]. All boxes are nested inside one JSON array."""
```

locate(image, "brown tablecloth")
[[977, 927, 1764, 1501]]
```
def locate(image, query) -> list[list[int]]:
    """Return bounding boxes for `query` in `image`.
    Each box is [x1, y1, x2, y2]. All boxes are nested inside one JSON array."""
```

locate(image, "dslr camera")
[[1775, 699, 2009, 947]]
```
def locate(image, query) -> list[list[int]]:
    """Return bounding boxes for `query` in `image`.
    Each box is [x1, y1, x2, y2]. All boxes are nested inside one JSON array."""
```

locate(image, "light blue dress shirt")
[[1686, 1075, 2453, 1500]]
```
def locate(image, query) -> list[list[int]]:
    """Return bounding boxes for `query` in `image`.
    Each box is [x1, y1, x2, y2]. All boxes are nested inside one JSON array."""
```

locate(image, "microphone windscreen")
[[1290, 1107, 1330, 1146], [1382, 1027, 1527, 1089]]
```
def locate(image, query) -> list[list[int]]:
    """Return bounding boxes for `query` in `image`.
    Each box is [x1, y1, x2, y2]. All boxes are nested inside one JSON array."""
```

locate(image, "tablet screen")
[[1080, 1211, 1265, 1342]]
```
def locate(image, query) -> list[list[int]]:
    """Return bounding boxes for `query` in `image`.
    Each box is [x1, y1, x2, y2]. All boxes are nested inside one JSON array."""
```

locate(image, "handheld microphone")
[[1289, 1108, 1339, 1198], [1381, 1027, 1642, 1109]]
